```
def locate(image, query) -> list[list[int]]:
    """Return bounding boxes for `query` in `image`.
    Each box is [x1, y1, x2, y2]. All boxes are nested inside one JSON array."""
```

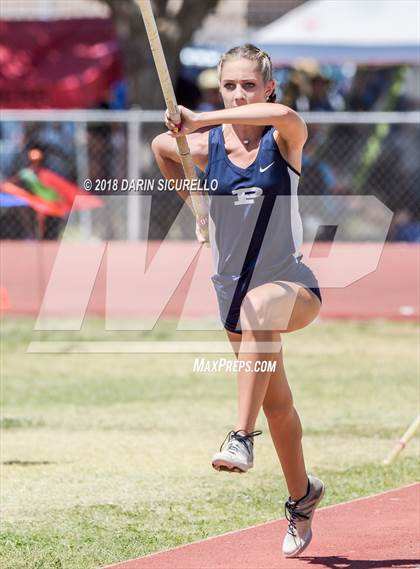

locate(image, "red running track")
[[104, 484, 420, 569], [0, 242, 419, 320]]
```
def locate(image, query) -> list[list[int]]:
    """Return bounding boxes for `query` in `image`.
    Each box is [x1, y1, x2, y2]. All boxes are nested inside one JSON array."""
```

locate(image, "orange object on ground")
[[0, 287, 11, 311]]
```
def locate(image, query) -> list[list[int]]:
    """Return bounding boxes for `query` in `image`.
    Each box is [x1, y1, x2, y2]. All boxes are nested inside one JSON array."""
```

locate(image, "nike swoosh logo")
[[259, 161, 275, 173]]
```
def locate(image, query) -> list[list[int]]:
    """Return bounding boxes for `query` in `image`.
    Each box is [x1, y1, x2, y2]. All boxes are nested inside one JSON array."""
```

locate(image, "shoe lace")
[[219, 430, 262, 452], [285, 498, 309, 536]]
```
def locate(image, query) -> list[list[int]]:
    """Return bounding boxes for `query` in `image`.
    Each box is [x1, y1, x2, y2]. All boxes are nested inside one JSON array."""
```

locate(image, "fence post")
[[127, 117, 141, 240], [75, 121, 92, 240]]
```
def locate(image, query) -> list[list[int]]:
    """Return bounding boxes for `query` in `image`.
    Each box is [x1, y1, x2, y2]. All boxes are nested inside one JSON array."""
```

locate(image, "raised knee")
[[240, 291, 266, 330], [241, 287, 284, 331], [240, 286, 297, 332]]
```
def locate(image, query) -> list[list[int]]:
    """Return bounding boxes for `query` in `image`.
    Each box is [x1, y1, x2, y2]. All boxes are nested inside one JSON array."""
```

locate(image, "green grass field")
[[1, 317, 419, 569]]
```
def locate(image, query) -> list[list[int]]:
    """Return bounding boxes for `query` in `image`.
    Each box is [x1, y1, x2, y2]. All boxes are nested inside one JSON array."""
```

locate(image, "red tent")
[[0, 18, 122, 108]]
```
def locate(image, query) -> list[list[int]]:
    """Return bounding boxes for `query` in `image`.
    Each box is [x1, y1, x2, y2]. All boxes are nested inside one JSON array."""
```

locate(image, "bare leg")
[[227, 329, 308, 500], [226, 282, 321, 500], [233, 330, 277, 433], [262, 348, 309, 501]]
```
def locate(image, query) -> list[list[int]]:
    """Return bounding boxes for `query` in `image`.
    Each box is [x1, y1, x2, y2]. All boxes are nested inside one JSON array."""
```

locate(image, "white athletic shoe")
[[212, 430, 262, 473], [282, 475, 325, 557]]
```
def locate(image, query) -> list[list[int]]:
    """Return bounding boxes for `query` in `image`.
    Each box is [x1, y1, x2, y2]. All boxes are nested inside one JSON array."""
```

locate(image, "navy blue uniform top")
[[198, 125, 320, 333], [203, 125, 303, 282]]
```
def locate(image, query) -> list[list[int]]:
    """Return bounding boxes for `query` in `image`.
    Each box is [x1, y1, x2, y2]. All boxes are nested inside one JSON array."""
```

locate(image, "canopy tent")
[[0, 18, 122, 108], [253, 0, 420, 65]]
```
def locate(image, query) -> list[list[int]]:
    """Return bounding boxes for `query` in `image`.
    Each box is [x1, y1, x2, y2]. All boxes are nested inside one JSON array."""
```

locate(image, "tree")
[[101, 0, 220, 109]]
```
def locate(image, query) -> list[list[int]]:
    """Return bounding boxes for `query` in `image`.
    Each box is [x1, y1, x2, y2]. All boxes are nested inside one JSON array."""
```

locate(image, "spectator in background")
[[280, 64, 344, 112], [346, 67, 390, 111], [300, 63, 344, 111], [109, 81, 129, 195], [280, 70, 310, 111], [6, 123, 75, 180], [1, 147, 66, 240], [27, 148, 66, 239], [36, 122, 75, 178], [196, 68, 223, 111], [309, 75, 334, 111], [304, 72, 331, 111], [389, 209, 420, 242], [109, 80, 128, 110]]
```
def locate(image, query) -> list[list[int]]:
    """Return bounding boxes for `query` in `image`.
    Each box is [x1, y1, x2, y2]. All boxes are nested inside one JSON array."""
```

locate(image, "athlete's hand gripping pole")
[[137, 0, 209, 244]]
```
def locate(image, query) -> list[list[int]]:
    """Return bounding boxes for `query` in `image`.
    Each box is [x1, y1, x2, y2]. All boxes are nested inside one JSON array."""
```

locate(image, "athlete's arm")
[[151, 131, 208, 209], [166, 104, 307, 149]]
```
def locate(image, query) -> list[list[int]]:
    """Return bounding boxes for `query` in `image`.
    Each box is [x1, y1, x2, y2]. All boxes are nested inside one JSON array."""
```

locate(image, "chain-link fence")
[[1, 110, 419, 242]]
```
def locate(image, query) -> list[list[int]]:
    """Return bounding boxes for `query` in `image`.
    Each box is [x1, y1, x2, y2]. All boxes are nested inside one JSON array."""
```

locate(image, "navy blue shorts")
[[212, 260, 322, 335]]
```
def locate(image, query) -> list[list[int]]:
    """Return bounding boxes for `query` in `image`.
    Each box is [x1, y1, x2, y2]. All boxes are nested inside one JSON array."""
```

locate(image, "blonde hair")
[[217, 44, 276, 103]]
